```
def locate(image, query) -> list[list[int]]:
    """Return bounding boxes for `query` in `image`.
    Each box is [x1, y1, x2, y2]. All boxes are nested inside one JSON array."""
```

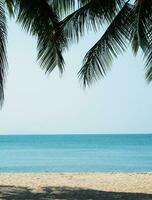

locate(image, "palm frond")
[[131, 0, 150, 56], [5, 0, 14, 16], [132, 0, 152, 81], [132, 33, 140, 55], [144, 23, 152, 81], [131, 5, 141, 55], [0, 1, 7, 107], [61, 2, 102, 43], [14, 0, 65, 74], [51, 0, 92, 17], [78, 3, 134, 87], [61, 0, 125, 43], [51, 0, 76, 17]]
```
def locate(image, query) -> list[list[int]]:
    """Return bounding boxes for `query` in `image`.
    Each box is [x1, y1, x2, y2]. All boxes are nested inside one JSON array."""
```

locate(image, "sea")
[[0, 134, 152, 172]]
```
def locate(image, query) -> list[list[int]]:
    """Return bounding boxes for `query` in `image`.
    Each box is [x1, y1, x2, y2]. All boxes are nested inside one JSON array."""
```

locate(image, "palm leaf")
[[14, 0, 65, 74], [0, 1, 7, 107], [136, 0, 152, 81], [78, 3, 134, 86], [51, 0, 76, 17], [144, 23, 152, 81], [61, 0, 125, 43], [61, 2, 102, 43], [51, 0, 92, 17], [131, 4, 141, 55], [5, 0, 14, 16]]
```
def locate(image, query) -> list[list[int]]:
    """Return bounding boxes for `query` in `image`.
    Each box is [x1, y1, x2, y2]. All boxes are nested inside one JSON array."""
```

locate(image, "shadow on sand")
[[0, 185, 152, 200]]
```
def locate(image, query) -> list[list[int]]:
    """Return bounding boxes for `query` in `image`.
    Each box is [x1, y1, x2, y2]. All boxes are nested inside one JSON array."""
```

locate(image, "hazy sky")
[[0, 18, 152, 134]]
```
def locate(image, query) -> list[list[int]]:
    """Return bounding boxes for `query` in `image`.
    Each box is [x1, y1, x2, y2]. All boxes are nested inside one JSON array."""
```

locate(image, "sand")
[[0, 173, 152, 199]]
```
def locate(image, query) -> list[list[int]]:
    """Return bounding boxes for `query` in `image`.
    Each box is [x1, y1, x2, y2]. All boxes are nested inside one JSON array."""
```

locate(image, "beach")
[[0, 135, 152, 199], [0, 173, 152, 199]]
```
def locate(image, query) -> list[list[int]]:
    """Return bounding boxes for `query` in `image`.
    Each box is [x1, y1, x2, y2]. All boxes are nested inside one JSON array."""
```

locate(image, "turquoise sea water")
[[0, 134, 152, 172]]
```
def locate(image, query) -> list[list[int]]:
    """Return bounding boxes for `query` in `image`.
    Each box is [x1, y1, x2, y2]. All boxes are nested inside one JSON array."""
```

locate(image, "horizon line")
[[0, 132, 151, 136]]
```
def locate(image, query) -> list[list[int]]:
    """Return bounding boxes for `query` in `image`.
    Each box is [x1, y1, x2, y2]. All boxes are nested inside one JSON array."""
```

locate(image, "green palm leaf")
[[61, 0, 125, 44], [61, 2, 102, 43], [78, 3, 134, 86], [5, 0, 14, 16], [135, 0, 152, 81], [14, 0, 65, 74], [0, 1, 7, 107], [51, 0, 91, 17], [51, 0, 76, 16]]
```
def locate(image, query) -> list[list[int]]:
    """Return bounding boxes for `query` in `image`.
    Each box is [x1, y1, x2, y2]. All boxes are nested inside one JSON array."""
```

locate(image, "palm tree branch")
[[5, 0, 14, 16], [51, 0, 76, 17], [78, 3, 134, 86], [14, 0, 65, 74], [0, 0, 7, 107], [134, 0, 152, 81], [60, 0, 126, 43]]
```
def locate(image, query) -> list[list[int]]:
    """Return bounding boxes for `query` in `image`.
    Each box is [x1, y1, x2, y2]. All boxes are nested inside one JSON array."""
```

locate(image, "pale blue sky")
[[0, 18, 152, 134]]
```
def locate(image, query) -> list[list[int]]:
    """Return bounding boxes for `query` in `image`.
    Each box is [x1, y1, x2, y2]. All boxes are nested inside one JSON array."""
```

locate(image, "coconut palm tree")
[[0, 0, 152, 106]]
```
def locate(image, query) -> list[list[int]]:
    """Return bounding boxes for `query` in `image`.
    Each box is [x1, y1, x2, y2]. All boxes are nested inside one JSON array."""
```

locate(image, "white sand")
[[0, 173, 152, 199], [0, 173, 152, 193]]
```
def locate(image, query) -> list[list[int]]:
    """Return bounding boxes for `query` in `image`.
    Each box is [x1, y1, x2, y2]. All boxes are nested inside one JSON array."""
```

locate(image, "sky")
[[0, 18, 152, 134]]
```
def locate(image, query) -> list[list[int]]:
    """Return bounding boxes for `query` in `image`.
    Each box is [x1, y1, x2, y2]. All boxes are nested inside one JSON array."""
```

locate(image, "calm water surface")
[[0, 134, 151, 172]]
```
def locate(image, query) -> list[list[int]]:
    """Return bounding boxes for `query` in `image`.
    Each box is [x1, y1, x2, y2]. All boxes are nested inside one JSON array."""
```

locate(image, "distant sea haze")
[[0, 134, 152, 172]]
